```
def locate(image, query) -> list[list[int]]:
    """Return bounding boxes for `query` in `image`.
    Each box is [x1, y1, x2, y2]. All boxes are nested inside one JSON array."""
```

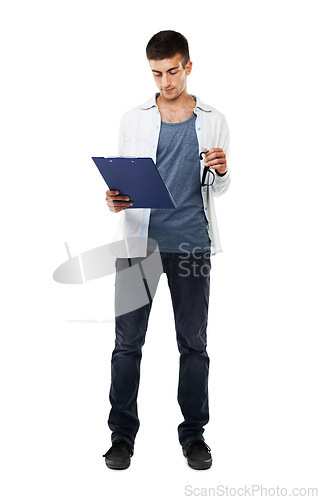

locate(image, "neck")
[[156, 90, 195, 110]]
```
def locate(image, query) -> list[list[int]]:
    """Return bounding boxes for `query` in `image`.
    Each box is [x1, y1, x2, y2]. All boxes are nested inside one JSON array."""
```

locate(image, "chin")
[[161, 90, 179, 100]]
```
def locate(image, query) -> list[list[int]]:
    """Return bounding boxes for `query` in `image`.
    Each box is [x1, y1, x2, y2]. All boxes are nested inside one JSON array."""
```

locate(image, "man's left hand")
[[203, 148, 227, 175]]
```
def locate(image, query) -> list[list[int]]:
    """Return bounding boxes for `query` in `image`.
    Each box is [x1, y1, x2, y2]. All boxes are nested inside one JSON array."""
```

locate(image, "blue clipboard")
[[92, 157, 176, 209]]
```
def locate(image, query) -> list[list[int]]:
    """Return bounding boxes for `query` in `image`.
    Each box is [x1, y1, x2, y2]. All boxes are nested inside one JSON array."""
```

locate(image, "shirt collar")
[[139, 93, 212, 112]]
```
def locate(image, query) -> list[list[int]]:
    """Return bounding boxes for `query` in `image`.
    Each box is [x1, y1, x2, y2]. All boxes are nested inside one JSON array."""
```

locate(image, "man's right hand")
[[105, 190, 133, 213]]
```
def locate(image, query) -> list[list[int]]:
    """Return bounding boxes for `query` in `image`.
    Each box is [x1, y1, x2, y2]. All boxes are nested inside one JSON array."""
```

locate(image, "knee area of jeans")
[[178, 345, 209, 357], [115, 326, 146, 347], [113, 340, 145, 354]]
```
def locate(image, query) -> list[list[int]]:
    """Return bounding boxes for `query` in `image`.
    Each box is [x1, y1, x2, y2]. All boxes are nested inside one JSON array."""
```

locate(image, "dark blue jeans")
[[108, 251, 211, 447]]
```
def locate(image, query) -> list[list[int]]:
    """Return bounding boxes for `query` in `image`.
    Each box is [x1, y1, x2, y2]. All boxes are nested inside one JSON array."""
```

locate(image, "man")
[[102, 30, 230, 470]]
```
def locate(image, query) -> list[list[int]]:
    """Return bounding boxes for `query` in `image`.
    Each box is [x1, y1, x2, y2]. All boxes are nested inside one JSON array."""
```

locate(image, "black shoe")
[[182, 439, 212, 470], [102, 440, 134, 470]]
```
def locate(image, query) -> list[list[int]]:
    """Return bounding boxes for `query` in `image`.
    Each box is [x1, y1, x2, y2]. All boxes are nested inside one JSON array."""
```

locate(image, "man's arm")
[[203, 119, 230, 196]]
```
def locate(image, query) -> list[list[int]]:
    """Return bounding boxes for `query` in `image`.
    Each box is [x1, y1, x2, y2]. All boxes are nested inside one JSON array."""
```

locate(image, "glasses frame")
[[200, 151, 215, 187]]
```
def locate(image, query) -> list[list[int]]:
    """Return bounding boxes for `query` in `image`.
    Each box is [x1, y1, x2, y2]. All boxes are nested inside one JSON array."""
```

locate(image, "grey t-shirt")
[[148, 113, 211, 253]]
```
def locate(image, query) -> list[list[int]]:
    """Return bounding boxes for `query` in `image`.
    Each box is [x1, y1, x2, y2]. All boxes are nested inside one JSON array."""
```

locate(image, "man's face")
[[148, 54, 192, 101]]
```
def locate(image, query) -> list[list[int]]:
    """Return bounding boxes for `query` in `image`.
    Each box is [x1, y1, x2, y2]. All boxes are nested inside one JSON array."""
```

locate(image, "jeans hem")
[[111, 435, 135, 447], [180, 436, 205, 448]]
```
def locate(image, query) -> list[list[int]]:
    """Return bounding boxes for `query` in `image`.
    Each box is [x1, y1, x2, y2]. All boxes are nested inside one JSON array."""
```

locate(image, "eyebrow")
[[152, 66, 180, 74]]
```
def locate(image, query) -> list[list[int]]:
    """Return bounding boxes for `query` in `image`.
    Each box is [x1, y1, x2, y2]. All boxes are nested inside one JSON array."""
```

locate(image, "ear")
[[185, 60, 193, 76]]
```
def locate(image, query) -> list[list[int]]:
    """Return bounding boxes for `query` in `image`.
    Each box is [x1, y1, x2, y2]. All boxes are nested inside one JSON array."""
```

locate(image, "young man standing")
[[103, 30, 230, 470]]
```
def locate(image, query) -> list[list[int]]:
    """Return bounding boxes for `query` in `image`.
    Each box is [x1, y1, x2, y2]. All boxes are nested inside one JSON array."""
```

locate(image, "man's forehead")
[[149, 55, 184, 72]]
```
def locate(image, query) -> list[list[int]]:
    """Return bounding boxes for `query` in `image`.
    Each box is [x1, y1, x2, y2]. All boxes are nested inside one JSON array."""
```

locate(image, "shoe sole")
[[185, 456, 212, 470], [105, 459, 131, 470], [187, 460, 212, 470]]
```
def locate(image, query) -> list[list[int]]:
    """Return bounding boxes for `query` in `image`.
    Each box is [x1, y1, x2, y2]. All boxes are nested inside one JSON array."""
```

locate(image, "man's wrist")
[[215, 168, 228, 177]]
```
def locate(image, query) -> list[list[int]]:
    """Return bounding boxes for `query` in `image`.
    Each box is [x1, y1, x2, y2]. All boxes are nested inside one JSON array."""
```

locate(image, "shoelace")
[[187, 440, 211, 454], [103, 440, 134, 457]]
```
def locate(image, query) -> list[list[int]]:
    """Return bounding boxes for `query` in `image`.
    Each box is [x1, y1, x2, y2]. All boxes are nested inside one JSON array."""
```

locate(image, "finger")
[[209, 164, 227, 171], [107, 199, 133, 208], [202, 148, 223, 153], [106, 195, 131, 202], [106, 189, 120, 196], [205, 158, 227, 167], [109, 206, 127, 213], [205, 152, 226, 161]]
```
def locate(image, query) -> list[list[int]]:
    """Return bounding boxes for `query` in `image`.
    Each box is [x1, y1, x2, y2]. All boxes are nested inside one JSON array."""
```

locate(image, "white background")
[[1, 0, 319, 498]]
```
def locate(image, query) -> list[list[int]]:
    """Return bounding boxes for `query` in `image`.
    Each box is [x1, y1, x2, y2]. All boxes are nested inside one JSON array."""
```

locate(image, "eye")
[[169, 71, 177, 75]]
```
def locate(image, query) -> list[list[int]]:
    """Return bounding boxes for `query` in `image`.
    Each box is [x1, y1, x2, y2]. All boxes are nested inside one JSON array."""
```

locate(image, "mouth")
[[163, 88, 174, 93]]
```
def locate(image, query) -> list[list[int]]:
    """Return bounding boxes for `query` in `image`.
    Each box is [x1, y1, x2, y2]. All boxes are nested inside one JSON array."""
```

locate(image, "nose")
[[162, 73, 171, 88]]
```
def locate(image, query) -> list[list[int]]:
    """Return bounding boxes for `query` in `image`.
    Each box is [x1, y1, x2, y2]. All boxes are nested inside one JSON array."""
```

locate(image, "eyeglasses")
[[200, 151, 215, 187]]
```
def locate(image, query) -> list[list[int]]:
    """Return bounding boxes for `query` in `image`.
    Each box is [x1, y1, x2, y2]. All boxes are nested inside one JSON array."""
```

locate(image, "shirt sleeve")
[[212, 118, 231, 197], [118, 114, 126, 156]]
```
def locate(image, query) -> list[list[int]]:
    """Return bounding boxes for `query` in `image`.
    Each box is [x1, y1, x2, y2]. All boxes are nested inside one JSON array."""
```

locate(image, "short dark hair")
[[146, 30, 190, 68]]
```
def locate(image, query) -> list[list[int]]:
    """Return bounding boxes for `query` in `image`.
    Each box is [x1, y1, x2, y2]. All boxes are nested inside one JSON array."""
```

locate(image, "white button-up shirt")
[[114, 93, 230, 258]]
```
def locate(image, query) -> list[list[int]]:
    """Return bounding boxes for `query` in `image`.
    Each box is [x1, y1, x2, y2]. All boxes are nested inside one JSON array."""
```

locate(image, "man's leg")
[[108, 255, 160, 446], [163, 252, 211, 447]]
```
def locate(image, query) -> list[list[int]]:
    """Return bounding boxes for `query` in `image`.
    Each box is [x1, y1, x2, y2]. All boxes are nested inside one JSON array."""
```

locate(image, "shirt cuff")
[[215, 169, 228, 177]]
